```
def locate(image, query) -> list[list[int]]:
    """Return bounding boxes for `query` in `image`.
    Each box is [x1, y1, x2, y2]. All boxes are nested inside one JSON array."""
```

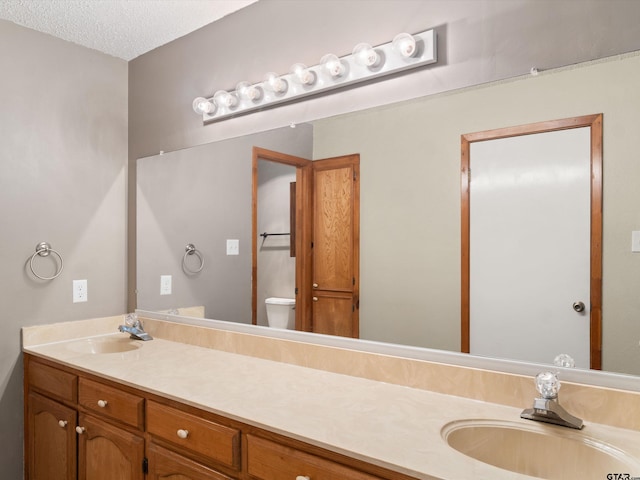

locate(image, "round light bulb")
[[192, 97, 215, 115], [290, 63, 316, 86], [320, 53, 345, 78], [392, 32, 417, 58], [236, 81, 263, 102], [213, 90, 238, 109], [352, 43, 380, 67], [263, 72, 288, 94]]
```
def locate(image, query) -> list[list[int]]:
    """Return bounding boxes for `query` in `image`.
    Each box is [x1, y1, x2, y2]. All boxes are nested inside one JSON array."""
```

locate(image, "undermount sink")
[[66, 336, 142, 354], [442, 419, 640, 479]]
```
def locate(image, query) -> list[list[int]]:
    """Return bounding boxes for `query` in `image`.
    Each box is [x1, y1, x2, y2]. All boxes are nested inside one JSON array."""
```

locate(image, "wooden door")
[[77, 413, 145, 480], [27, 393, 77, 480], [312, 154, 360, 338], [461, 114, 603, 369]]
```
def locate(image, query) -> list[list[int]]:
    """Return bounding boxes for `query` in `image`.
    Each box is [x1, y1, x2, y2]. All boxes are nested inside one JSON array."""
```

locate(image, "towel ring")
[[29, 242, 64, 280], [183, 243, 204, 274]]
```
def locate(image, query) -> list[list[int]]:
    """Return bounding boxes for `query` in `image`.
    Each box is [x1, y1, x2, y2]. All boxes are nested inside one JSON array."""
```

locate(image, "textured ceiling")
[[0, 0, 259, 60]]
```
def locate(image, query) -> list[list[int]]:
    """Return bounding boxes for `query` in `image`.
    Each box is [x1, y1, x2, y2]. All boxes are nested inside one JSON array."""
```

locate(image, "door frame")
[[252, 147, 312, 329], [460, 114, 603, 369]]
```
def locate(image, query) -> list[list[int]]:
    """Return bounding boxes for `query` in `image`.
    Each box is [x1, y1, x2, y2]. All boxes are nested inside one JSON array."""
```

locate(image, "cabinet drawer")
[[148, 443, 236, 480], [28, 360, 77, 403], [147, 400, 240, 470], [79, 378, 144, 430], [247, 435, 383, 480]]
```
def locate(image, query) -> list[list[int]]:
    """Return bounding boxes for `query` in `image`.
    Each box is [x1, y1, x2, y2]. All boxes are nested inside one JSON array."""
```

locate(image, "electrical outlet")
[[73, 279, 88, 303], [160, 275, 172, 295], [632, 231, 640, 253], [227, 239, 239, 255]]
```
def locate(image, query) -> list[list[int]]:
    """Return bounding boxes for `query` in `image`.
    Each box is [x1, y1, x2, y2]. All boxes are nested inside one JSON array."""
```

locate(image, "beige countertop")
[[23, 320, 640, 480]]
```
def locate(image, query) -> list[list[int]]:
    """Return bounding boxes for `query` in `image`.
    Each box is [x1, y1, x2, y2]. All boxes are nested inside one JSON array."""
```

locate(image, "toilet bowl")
[[265, 297, 295, 329]]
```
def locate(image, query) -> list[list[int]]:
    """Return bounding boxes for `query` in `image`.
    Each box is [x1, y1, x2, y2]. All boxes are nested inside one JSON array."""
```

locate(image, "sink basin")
[[442, 419, 640, 478], [66, 336, 142, 354]]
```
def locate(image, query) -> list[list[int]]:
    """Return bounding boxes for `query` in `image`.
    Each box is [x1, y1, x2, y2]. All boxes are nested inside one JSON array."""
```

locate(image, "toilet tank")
[[265, 297, 295, 329]]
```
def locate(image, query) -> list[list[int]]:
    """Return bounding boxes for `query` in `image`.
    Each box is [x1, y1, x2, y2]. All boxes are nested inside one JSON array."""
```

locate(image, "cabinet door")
[[147, 443, 235, 480], [312, 291, 357, 337], [77, 413, 144, 480], [247, 435, 383, 480], [27, 393, 77, 480]]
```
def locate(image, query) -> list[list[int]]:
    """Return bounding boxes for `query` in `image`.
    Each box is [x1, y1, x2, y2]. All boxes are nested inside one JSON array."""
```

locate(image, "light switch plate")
[[227, 239, 239, 255], [160, 275, 172, 295], [632, 231, 640, 253]]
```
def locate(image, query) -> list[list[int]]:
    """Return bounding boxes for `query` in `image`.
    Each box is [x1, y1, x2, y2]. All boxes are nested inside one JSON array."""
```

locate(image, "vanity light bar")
[[193, 28, 437, 124]]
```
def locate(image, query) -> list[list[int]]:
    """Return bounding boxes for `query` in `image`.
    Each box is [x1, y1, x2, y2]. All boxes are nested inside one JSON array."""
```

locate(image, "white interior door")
[[469, 127, 591, 368]]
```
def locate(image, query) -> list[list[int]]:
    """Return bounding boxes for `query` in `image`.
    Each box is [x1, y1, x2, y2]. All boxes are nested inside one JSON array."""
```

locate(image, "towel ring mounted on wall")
[[182, 243, 204, 274], [29, 242, 64, 280]]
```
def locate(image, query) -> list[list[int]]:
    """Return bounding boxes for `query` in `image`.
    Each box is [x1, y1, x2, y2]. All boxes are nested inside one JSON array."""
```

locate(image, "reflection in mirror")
[[137, 53, 640, 377], [136, 124, 312, 320], [256, 159, 297, 327]]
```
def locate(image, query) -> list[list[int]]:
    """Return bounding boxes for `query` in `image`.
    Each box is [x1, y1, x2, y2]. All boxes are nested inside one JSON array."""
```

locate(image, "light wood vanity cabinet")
[[25, 354, 416, 480], [26, 356, 145, 480]]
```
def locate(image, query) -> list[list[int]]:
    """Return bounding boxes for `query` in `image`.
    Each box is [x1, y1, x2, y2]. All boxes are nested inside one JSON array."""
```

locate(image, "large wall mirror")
[[137, 52, 640, 377]]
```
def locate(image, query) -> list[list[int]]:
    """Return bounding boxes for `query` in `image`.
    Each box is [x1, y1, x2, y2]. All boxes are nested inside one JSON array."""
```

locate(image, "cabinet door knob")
[[177, 429, 189, 439], [312, 283, 319, 288], [97, 399, 108, 408], [75, 426, 86, 435], [312, 297, 318, 302], [296, 476, 311, 480], [58, 420, 68, 428]]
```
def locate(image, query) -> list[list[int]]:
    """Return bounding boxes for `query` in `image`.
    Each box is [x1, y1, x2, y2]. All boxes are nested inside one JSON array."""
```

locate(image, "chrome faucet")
[[118, 314, 153, 341], [520, 371, 583, 429]]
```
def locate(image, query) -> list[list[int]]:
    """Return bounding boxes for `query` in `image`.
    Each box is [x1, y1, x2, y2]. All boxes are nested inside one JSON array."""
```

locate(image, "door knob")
[[312, 297, 318, 302], [312, 283, 319, 288], [572, 301, 585, 313]]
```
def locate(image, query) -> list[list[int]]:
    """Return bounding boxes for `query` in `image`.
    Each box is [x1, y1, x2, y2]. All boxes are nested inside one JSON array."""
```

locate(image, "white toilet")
[[265, 297, 295, 329]]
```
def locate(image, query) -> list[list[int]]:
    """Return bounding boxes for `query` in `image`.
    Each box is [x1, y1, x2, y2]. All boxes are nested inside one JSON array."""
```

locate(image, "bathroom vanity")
[[25, 355, 402, 480], [23, 315, 640, 479]]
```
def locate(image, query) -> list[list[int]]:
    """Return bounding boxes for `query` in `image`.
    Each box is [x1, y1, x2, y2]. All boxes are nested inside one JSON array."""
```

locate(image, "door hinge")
[[295, 287, 298, 295], [311, 241, 314, 248], [142, 457, 148, 474], [353, 277, 355, 286], [353, 171, 357, 181]]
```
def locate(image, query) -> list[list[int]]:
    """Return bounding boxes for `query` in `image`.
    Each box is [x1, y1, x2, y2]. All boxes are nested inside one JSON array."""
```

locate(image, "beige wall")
[[0, 20, 128, 477], [312, 53, 640, 376]]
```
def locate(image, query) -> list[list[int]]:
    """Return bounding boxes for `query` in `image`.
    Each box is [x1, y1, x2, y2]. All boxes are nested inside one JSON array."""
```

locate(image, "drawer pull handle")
[[58, 420, 68, 428], [296, 476, 311, 480], [97, 399, 108, 408], [75, 426, 86, 435], [177, 429, 189, 439]]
